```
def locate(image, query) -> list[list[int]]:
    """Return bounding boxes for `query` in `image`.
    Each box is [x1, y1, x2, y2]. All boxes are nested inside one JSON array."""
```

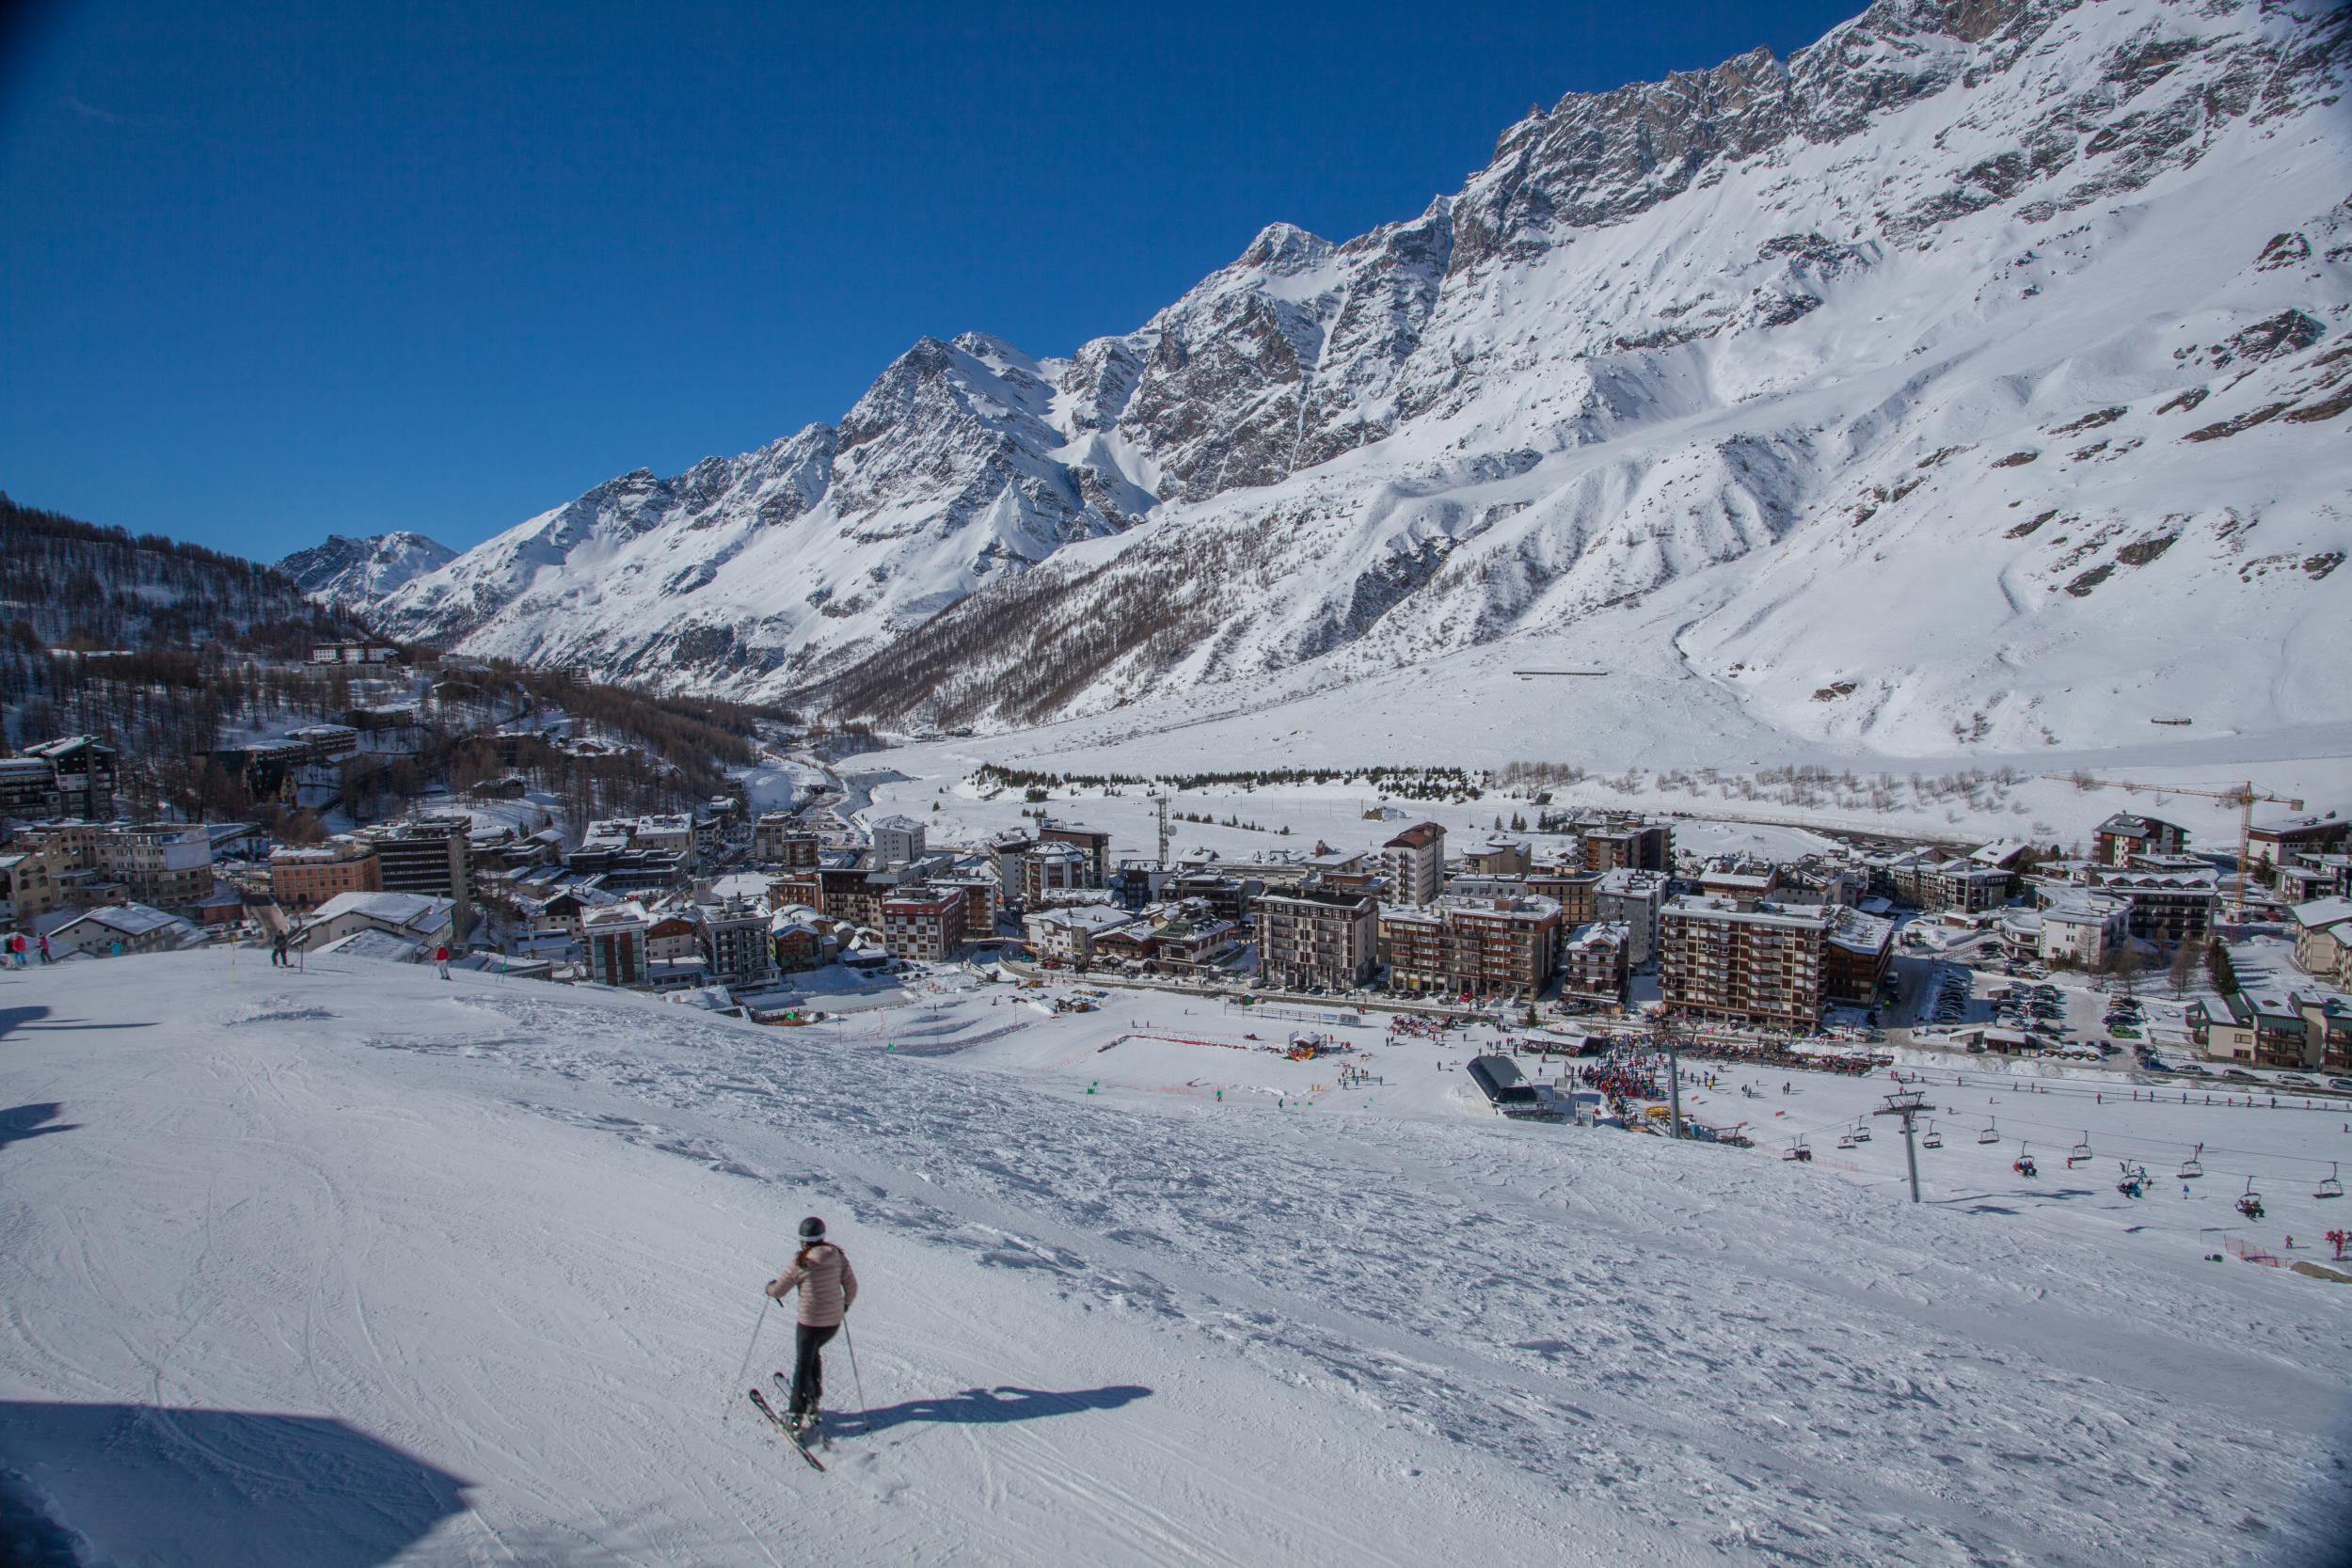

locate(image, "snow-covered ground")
[[4, 954, 2347, 1566]]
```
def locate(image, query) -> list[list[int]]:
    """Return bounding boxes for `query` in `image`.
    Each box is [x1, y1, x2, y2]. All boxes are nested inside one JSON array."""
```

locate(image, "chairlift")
[[2117, 1160, 2147, 1199], [2013, 1143, 2038, 1180], [2066, 1130, 2093, 1169], [1922, 1120, 1944, 1150], [1836, 1129, 1857, 1150], [1784, 1136, 1813, 1163], [1851, 1121, 1872, 1144], [2178, 1143, 2204, 1180], [2236, 1177, 2265, 1221], [2317, 1162, 2344, 1201], [1978, 1118, 2001, 1146]]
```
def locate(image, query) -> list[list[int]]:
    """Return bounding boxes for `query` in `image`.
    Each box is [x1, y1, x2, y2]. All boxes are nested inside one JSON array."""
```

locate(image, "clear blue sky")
[[2, 0, 1862, 561]]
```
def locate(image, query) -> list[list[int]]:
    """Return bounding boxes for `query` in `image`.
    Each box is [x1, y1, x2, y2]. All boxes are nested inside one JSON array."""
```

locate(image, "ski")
[[773, 1372, 839, 1445], [747, 1386, 825, 1472]]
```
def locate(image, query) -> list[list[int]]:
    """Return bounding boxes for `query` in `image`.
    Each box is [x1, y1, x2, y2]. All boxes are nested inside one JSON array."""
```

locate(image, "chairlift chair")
[[2178, 1143, 2204, 1180], [1836, 1129, 1857, 1150], [2317, 1163, 2344, 1201], [1852, 1121, 1872, 1143], [1785, 1136, 1812, 1163], [2014, 1143, 2038, 1179], [1978, 1119, 2001, 1145], [2237, 1177, 2265, 1221], [2066, 1130, 2093, 1169], [1922, 1120, 1944, 1150]]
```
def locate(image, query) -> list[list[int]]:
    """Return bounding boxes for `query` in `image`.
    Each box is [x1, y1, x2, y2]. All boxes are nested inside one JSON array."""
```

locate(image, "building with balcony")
[[1660, 896, 1835, 1031], [1256, 884, 1379, 992]]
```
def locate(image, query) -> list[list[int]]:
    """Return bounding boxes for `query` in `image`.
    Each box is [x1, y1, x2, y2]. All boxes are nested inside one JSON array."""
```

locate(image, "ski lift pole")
[[1874, 1086, 1928, 1203]]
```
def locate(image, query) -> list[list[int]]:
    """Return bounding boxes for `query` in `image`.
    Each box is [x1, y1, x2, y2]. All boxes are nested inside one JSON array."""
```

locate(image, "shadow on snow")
[[852, 1385, 1152, 1434], [0, 1402, 472, 1568]]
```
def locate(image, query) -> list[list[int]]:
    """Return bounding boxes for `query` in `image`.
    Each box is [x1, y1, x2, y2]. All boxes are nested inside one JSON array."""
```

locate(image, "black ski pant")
[[789, 1323, 837, 1416]]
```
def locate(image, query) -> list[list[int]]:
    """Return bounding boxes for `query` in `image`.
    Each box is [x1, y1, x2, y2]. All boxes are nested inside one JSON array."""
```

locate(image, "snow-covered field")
[[4, 954, 2348, 1566]]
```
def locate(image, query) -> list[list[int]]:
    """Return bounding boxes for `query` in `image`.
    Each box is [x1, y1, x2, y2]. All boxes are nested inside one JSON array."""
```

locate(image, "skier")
[[35, 933, 49, 965], [271, 932, 291, 968], [8, 933, 23, 968], [766, 1216, 857, 1434], [436, 943, 451, 980]]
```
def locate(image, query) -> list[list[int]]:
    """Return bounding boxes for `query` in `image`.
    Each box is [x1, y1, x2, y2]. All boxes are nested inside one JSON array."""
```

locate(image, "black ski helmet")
[[798, 1215, 826, 1241]]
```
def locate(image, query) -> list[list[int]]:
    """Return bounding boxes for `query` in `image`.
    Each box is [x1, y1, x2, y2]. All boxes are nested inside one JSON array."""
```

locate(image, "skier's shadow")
[[853, 1385, 1151, 1433]]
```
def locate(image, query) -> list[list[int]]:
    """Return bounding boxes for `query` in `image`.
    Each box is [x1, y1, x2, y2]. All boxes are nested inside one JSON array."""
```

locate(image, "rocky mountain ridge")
[[360, 0, 2350, 760], [278, 531, 456, 615]]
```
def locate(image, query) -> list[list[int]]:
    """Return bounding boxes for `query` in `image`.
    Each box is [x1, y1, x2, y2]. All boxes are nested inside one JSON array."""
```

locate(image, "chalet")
[[1089, 922, 1158, 968], [48, 902, 202, 958], [297, 891, 456, 952], [644, 911, 702, 962], [1022, 903, 1132, 965], [771, 913, 827, 973], [1557, 921, 1630, 1006]]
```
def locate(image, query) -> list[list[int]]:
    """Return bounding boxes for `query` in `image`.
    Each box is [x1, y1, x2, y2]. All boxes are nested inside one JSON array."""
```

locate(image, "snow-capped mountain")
[[277, 531, 455, 615], [373, 0, 2350, 759]]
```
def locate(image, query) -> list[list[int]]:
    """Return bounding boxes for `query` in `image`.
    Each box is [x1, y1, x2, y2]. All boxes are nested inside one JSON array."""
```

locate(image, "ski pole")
[[725, 1296, 770, 1422], [842, 1318, 868, 1434]]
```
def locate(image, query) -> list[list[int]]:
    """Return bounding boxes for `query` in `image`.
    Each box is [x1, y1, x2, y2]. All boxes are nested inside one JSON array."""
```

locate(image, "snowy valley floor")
[[2, 954, 2348, 1567]]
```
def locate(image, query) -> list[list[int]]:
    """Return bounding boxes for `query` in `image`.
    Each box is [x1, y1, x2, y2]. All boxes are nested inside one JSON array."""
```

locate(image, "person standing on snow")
[[766, 1216, 857, 1433], [435, 943, 451, 980]]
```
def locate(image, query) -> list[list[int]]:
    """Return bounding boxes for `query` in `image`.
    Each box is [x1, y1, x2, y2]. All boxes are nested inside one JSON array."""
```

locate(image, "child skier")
[[766, 1216, 857, 1433]]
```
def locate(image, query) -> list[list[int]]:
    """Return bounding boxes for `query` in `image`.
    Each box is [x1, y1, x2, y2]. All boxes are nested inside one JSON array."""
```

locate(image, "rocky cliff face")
[[364, 0, 2350, 756], [277, 531, 456, 615]]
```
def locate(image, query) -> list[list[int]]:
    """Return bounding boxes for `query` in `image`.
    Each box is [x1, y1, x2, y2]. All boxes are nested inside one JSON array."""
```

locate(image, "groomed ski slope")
[[2, 955, 2347, 1567]]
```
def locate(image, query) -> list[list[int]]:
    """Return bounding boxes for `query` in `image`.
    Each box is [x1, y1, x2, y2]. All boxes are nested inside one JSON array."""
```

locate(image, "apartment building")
[[698, 897, 777, 985], [2087, 867, 2218, 944], [1576, 817, 1673, 874], [1377, 894, 1562, 998], [1528, 867, 1601, 926], [1594, 868, 1670, 966], [1256, 883, 1379, 992], [881, 886, 968, 961], [2093, 813, 2187, 866], [870, 815, 927, 869], [360, 815, 472, 934], [268, 837, 382, 911], [1660, 895, 1835, 1031], [1381, 822, 1446, 906], [752, 815, 820, 868]]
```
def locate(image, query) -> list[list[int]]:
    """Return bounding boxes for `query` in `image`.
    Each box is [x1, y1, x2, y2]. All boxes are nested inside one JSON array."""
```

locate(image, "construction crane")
[[2043, 774, 2303, 920]]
